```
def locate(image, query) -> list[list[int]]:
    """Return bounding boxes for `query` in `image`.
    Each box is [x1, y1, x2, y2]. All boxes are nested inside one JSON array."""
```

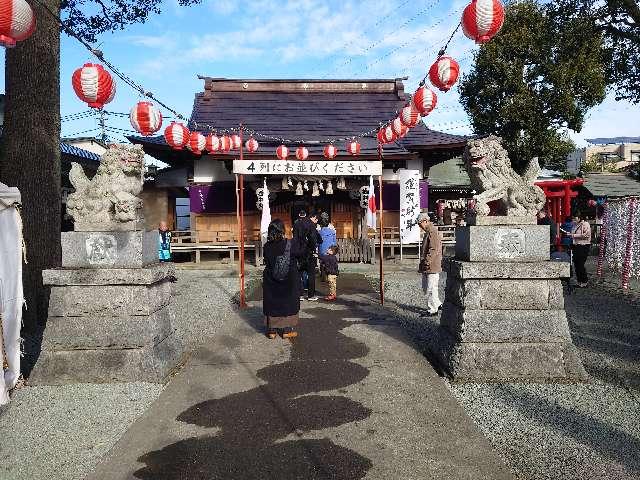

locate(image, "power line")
[[362, 9, 462, 75], [322, 0, 445, 78], [61, 127, 100, 137]]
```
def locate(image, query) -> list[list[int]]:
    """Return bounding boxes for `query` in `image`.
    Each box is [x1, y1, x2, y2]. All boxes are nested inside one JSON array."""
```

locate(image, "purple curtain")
[[189, 183, 257, 214], [420, 179, 429, 209]]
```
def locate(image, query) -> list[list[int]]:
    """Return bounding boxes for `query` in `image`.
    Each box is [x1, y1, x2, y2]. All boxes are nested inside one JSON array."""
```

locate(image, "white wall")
[[193, 157, 235, 183], [566, 148, 586, 174], [381, 160, 423, 181]]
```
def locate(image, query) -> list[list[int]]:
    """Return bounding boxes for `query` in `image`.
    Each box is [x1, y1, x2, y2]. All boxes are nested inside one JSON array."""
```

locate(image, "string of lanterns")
[[56, 0, 504, 157], [0, 0, 35, 48]]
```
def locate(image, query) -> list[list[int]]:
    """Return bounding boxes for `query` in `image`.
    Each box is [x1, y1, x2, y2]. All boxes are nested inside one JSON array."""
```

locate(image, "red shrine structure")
[[535, 178, 584, 223]]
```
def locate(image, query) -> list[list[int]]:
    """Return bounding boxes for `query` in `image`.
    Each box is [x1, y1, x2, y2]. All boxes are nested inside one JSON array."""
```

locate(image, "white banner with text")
[[233, 159, 382, 176], [399, 169, 421, 244]]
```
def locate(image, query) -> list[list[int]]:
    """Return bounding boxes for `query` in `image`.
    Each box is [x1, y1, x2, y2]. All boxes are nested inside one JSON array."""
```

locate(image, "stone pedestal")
[[436, 223, 588, 382], [30, 234, 183, 385]]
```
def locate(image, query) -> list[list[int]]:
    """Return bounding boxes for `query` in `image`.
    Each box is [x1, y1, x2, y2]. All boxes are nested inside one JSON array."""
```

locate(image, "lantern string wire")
[[36, 0, 473, 144]]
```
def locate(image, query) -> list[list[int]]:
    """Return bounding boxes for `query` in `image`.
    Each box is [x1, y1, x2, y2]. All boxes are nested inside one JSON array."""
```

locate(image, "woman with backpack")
[[263, 219, 304, 339]]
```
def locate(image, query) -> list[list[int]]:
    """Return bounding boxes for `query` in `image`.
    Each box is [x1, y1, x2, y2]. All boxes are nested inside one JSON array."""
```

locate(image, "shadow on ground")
[[132, 275, 382, 480]]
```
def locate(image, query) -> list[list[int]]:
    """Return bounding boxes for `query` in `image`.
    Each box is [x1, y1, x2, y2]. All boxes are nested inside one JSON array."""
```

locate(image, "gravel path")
[[0, 383, 163, 480], [0, 269, 243, 480], [172, 270, 245, 348], [375, 268, 640, 480]]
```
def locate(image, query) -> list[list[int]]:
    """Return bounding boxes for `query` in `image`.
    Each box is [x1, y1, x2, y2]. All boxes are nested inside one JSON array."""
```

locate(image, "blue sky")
[[1, 0, 638, 150]]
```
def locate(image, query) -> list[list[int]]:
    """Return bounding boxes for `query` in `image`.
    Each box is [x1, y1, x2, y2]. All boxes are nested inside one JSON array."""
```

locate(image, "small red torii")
[[535, 178, 584, 224]]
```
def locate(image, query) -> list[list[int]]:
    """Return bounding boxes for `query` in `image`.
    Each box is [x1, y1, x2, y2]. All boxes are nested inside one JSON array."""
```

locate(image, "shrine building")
[[130, 77, 467, 258]]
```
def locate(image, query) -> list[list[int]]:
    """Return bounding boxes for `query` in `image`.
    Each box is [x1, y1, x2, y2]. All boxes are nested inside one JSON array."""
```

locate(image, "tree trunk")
[[0, 0, 61, 378]]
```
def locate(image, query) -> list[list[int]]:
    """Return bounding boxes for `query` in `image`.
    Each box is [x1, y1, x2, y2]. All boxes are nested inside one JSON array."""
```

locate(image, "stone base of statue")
[[29, 232, 183, 385], [435, 220, 588, 382]]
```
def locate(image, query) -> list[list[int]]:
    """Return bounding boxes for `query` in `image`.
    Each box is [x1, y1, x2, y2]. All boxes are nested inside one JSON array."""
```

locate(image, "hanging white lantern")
[[326, 180, 334, 195], [296, 181, 304, 196]]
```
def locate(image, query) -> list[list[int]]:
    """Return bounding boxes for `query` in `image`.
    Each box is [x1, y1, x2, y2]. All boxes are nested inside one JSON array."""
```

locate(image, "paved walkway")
[[87, 274, 513, 480]]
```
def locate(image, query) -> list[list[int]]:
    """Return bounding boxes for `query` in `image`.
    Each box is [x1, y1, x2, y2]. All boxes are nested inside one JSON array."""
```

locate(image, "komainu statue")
[[66, 143, 145, 231], [463, 135, 546, 217]]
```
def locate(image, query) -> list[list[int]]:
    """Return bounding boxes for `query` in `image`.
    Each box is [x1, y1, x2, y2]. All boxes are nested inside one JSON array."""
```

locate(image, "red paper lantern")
[[382, 124, 397, 143], [245, 137, 259, 153], [72, 63, 116, 109], [377, 128, 386, 144], [400, 104, 422, 128], [219, 135, 232, 152], [188, 132, 206, 155], [323, 144, 338, 159], [391, 117, 409, 138], [205, 134, 220, 153], [231, 134, 241, 150], [346, 140, 361, 155], [412, 87, 438, 115], [296, 146, 309, 160], [163, 122, 190, 150], [462, 0, 505, 44], [129, 102, 163, 136], [0, 0, 35, 48], [276, 145, 289, 160], [429, 56, 460, 92]]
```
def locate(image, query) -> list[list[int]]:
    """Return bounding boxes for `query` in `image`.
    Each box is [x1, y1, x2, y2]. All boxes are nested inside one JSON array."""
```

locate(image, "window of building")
[[175, 198, 191, 231]]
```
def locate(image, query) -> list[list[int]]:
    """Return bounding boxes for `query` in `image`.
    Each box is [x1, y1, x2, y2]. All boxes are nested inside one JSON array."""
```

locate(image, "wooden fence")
[[336, 238, 375, 263]]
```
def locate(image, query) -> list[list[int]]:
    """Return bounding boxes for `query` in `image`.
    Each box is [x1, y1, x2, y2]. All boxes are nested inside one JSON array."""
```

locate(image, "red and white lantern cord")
[[323, 144, 338, 159], [205, 134, 220, 153], [0, 0, 35, 48], [347, 141, 361, 155], [400, 105, 422, 128], [219, 135, 232, 152], [276, 145, 289, 160], [245, 137, 259, 153], [188, 132, 206, 155], [129, 101, 162, 136], [296, 146, 309, 160], [65, 1, 504, 148], [230, 134, 241, 150], [72, 63, 117, 109], [462, 0, 505, 44], [163, 122, 190, 150], [412, 87, 438, 116], [428, 56, 460, 93]]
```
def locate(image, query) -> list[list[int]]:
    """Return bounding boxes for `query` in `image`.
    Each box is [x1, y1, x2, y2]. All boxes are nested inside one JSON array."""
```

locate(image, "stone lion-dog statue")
[[463, 135, 546, 217], [66, 143, 145, 230]]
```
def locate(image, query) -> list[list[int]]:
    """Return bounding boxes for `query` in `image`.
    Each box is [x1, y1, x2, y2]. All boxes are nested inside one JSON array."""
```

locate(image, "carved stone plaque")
[[85, 234, 117, 266], [494, 228, 525, 259]]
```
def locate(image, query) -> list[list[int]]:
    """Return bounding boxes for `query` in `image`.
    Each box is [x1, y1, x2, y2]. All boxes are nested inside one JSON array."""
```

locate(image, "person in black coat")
[[293, 211, 321, 301], [263, 219, 304, 339]]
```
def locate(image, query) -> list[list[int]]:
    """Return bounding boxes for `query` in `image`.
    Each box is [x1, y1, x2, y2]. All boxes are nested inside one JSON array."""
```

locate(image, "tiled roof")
[[584, 173, 640, 198], [129, 78, 467, 164], [60, 142, 101, 162]]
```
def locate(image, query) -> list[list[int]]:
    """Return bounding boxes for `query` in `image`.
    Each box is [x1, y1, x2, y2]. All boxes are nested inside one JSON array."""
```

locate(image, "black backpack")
[[272, 240, 291, 281]]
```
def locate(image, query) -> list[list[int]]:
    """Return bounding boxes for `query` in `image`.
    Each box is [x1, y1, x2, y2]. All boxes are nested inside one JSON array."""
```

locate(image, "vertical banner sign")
[[400, 170, 421, 244]]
